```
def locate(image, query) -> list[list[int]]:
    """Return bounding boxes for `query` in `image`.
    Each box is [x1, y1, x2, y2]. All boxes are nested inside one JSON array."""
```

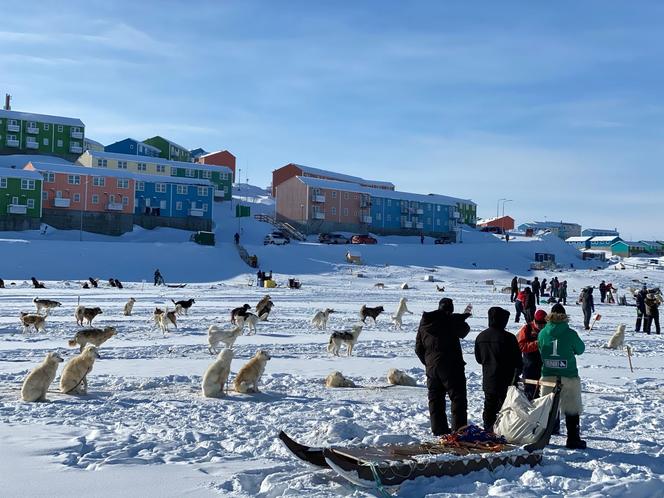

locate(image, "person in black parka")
[[523, 287, 537, 323], [474, 307, 523, 431], [416, 298, 471, 435], [510, 277, 519, 302], [531, 277, 541, 305], [580, 287, 595, 330]]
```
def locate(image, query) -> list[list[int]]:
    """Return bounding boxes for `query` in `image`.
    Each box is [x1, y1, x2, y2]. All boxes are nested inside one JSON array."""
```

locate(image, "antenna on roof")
[[4, 94, 11, 111]]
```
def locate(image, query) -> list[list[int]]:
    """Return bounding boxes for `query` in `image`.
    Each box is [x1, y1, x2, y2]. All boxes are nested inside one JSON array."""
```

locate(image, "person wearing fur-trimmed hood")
[[538, 303, 587, 449]]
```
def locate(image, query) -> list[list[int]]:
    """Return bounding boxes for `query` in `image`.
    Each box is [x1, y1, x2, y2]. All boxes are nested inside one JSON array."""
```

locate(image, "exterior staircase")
[[254, 214, 306, 241]]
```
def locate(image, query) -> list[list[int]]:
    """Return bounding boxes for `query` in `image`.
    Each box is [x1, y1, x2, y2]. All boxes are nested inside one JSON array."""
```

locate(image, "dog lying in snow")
[[75, 305, 103, 326], [123, 297, 136, 316], [68, 326, 116, 352], [172, 298, 195, 315], [311, 308, 335, 330], [234, 350, 271, 394], [19, 312, 46, 333], [202, 349, 234, 398], [33, 297, 61, 315], [231, 304, 251, 324], [360, 305, 384, 324], [391, 297, 413, 330], [327, 324, 363, 356], [208, 324, 244, 352], [21, 352, 64, 402], [387, 368, 417, 387], [606, 324, 626, 349], [325, 371, 356, 388], [237, 312, 259, 335], [59, 345, 100, 395]]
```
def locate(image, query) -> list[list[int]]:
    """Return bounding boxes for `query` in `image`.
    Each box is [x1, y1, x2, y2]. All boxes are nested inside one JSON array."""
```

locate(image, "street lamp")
[[501, 199, 513, 217], [496, 198, 507, 218]]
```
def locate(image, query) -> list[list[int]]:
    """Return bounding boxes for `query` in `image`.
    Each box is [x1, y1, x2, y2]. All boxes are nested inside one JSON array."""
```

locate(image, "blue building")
[[369, 192, 457, 236], [134, 173, 214, 221], [565, 236, 592, 249], [582, 228, 620, 238], [106, 138, 161, 157]]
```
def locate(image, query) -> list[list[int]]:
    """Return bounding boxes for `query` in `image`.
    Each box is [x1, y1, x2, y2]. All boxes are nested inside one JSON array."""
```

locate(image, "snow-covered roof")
[[613, 241, 648, 248], [640, 240, 664, 247], [26, 161, 134, 180], [0, 109, 84, 127], [583, 228, 619, 233], [83, 150, 232, 174], [0, 154, 72, 169], [106, 138, 161, 153], [292, 163, 395, 188], [478, 215, 514, 224], [590, 236, 621, 242], [296, 176, 473, 206], [200, 150, 235, 159], [566, 236, 592, 242], [132, 173, 211, 186], [522, 221, 581, 228], [84, 137, 104, 148], [0, 168, 43, 180]]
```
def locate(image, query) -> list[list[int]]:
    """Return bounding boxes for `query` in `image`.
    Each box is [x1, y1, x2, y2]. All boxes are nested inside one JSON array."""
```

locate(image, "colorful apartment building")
[[134, 174, 213, 221], [198, 150, 237, 181], [477, 216, 515, 231], [77, 150, 232, 200], [105, 138, 161, 157], [518, 221, 581, 239], [0, 168, 42, 230], [84, 137, 105, 152], [0, 109, 84, 160], [143, 136, 190, 162], [276, 176, 462, 239], [272, 163, 395, 197]]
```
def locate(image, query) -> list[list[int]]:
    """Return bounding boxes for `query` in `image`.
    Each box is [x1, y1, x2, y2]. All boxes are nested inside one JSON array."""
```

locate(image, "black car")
[[434, 237, 452, 245], [319, 233, 350, 244]]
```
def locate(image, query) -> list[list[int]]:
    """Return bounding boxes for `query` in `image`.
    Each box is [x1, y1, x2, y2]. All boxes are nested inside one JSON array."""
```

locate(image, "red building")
[[197, 150, 236, 181], [272, 163, 394, 198], [477, 215, 515, 231]]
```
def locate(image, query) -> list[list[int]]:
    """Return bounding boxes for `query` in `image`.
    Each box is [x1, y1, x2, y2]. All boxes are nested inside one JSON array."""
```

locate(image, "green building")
[[170, 162, 233, 201], [0, 109, 85, 161], [0, 169, 43, 230], [456, 200, 477, 227], [143, 136, 190, 162]]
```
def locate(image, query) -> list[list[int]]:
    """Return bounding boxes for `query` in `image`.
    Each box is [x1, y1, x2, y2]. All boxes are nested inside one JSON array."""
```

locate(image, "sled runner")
[[279, 378, 561, 489], [165, 283, 187, 288]]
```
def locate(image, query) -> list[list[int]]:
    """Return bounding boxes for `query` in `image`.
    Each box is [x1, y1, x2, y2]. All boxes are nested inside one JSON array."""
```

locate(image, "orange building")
[[477, 215, 514, 231], [197, 150, 236, 181]]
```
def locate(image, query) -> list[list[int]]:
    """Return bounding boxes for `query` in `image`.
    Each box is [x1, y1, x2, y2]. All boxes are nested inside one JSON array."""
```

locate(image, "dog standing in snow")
[[311, 308, 335, 330], [59, 345, 100, 395], [360, 305, 384, 324], [21, 352, 64, 402], [68, 327, 116, 352], [387, 368, 417, 386], [202, 349, 234, 397], [172, 298, 195, 316], [123, 297, 136, 316], [237, 312, 259, 335], [234, 350, 271, 394], [33, 297, 61, 315], [391, 297, 413, 330], [19, 312, 46, 333], [75, 305, 103, 326], [606, 324, 626, 349], [208, 324, 243, 352], [327, 324, 363, 356], [157, 309, 177, 335]]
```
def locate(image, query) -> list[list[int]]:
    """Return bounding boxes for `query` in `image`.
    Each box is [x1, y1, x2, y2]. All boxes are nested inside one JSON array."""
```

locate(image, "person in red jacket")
[[515, 289, 526, 323], [517, 309, 547, 400]]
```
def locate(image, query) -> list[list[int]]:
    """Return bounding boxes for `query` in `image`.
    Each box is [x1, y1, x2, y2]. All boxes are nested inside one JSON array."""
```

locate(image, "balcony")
[[106, 202, 124, 211], [71, 130, 84, 139], [402, 221, 413, 228], [6, 139, 19, 147], [214, 188, 226, 197], [26, 141, 39, 150], [27, 126, 39, 134], [362, 215, 372, 224], [189, 208, 205, 217], [416, 208, 424, 215], [70, 144, 83, 154], [6, 123, 19, 132], [312, 194, 326, 203], [313, 211, 325, 220], [416, 222, 424, 229], [7, 204, 27, 215], [53, 198, 71, 208]]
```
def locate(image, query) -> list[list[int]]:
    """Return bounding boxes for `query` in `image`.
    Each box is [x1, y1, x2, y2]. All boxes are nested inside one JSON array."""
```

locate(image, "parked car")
[[434, 237, 452, 245], [351, 234, 377, 245], [264, 232, 290, 245], [319, 233, 350, 244]]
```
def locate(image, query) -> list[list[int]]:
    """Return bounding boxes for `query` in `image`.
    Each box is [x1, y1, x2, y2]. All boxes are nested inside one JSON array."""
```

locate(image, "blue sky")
[[3, 1, 664, 238]]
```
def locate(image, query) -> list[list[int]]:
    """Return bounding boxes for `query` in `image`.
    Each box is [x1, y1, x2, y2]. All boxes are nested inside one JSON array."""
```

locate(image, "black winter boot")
[[565, 415, 587, 449]]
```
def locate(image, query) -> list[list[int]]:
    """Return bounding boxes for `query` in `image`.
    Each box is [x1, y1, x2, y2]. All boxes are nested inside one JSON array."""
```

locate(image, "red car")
[[351, 234, 377, 244]]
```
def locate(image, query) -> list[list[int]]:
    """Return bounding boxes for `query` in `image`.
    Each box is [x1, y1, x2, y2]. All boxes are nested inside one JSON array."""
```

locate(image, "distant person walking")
[[541, 278, 548, 297], [234, 232, 240, 245], [599, 281, 607, 303], [559, 280, 568, 305], [579, 287, 595, 330], [154, 269, 164, 286]]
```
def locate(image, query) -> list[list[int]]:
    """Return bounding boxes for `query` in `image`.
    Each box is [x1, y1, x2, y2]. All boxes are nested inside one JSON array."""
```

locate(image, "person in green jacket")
[[538, 303, 587, 449]]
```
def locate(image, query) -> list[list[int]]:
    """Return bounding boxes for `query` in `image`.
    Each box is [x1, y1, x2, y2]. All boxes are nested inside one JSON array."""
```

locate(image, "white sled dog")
[[391, 297, 413, 330], [202, 349, 234, 398], [33, 297, 62, 315], [237, 312, 259, 335], [387, 368, 417, 387], [327, 324, 363, 356], [606, 324, 626, 349], [59, 345, 100, 395], [208, 324, 243, 352], [234, 350, 271, 393], [19, 312, 46, 333], [325, 371, 356, 388], [123, 297, 136, 316], [21, 352, 64, 402], [311, 308, 335, 330]]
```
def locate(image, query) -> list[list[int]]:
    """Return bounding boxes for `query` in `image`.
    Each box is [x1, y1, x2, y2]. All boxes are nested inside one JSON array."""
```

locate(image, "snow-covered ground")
[[1, 261, 663, 497]]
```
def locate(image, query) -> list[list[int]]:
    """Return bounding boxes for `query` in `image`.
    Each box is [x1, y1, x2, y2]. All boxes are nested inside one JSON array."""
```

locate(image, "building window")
[[21, 179, 36, 190], [203, 203, 208, 212], [97, 159, 107, 168], [436, 205, 441, 212], [185, 168, 196, 178], [136, 181, 144, 192], [44, 123, 49, 131], [197, 186, 208, 196], [202, 170, 211, 179], [343, 208, 349, 216], [57, 139, 63, 147], [175, 185, 187, 195], [155, 183, 166, 193], [137, 162, 147, 171], [27, 199, 35, 209], [92, 177, 105, 187], [109, 194, 115, 203], [332, 191, 337, 199], [57, 125, 63, 132], [117, 179, 129, 189], [344, 192, 349, 200], [44, 172, 55, 183], [68, 175, 80, 185], [122, 196, 129, 206], [118, 161, 127, 169], [12, 196, 18, 204], [0, 178, 7, 188], [156, 165, 166, 173], [92, 194, 99, 204], [73, 193, 81, 202], [387, 199, 392, 207], [55, 191, 62, 198], [175, 201, 182, 210], [43, 138, 49, 146], [331, 207, 337, 215], [42, 191, 48, 200]]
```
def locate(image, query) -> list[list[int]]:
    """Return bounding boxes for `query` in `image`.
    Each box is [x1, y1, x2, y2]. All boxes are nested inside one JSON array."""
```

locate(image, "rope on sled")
[[368, 462, 393, 498]]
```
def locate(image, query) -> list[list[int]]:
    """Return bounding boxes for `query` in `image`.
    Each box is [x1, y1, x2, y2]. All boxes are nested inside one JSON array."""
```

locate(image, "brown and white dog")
[[123, 297, 136, 316], [256, 295, 274, 320], [68, 326, 117, 352], [311, 308, 335, 330], [154, 308, 177, 335], [234, 350, 271, 393], [20, 312, 46, 333], [359, 305, 384, 324], [75, 305, 103, 326], [33, 297, 61, 315], [327, 324, 363, 356]]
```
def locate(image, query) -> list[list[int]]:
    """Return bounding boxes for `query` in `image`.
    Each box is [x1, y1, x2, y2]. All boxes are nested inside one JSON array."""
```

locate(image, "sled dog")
[[327, 324, 363, 356], [234, 350, 271, 393], [202, 349, 234, 397], [391, 298, 413, 330], [75, 306, 103, 326], [208, 324, 243, 352], [59, 345, 100, 395], [20, 312, 46, 333], [311, 308, 335, 330], [387, 368, 417, 386], [325, 371, 356, 388], [68, 326, 116, 352], [123, 297, 136, 316], [33, 297, 62, 315], [21, 352, 64, 402], [360, 305, 384, 324], [606, 324, 626, 349]]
